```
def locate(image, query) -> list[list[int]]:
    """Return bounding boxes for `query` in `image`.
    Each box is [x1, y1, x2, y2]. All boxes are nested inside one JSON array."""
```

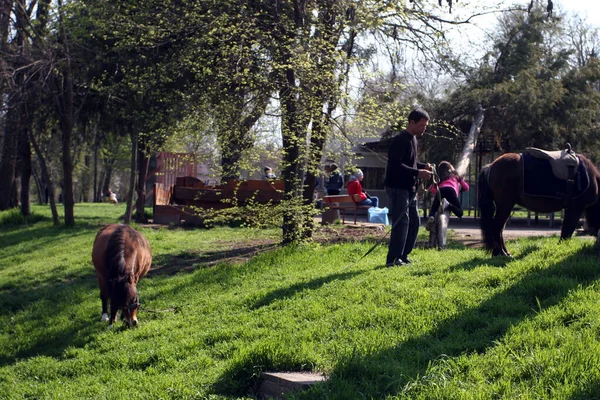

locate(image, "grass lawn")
[[1, 203, 600, 399]]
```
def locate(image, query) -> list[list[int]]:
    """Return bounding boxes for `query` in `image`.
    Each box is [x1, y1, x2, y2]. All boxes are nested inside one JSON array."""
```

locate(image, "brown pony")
[[479, 152, 600, 256], [92, 224, 152, 327]]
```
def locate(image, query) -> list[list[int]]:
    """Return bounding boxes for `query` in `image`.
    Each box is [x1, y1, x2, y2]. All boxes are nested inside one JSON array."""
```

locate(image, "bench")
[[153, 178, 284, 225], [322, 194, 372, 224]]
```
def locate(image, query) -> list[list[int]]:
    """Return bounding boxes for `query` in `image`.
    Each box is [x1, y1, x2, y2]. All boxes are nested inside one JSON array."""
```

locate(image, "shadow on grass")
[[149, 242, 278, 277], [0, 277, 104, 368], [447, 243, 541, 271], [570, 378, 600, 399], [0, 216, 115, 264], [310, 245, 600, 398], [212, 243, 600, 398], [248, 271, 363, 310]]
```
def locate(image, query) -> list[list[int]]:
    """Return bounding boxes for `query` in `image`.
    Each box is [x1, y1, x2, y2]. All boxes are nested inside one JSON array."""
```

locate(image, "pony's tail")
[[478, 165, 495, 251], [106, 225, 128, 282]]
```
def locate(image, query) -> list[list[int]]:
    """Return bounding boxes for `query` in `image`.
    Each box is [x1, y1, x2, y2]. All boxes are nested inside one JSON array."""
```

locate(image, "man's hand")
[[425, 163, 434, 171], [418, 169, 432, 180]]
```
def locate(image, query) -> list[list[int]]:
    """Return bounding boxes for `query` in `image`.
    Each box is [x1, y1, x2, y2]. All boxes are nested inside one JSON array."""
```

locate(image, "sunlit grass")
[[1, 204, 599, 399]]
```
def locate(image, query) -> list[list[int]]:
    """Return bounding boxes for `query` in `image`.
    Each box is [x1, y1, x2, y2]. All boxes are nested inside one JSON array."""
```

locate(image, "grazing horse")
[[92, 224, 152, 326], [479, 149, 600, 256]]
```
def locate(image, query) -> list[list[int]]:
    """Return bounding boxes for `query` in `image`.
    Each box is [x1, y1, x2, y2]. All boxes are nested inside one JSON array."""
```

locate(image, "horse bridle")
[[125, 299, 140, 312]]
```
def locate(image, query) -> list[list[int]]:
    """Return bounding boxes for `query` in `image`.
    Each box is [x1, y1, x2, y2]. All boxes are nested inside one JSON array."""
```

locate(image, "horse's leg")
[[95, 272, 110, 322], [100, 293, 109, 322], [109, 296, 119, 326], [560, 206, 584, 240], [493, 204, 514, 257]]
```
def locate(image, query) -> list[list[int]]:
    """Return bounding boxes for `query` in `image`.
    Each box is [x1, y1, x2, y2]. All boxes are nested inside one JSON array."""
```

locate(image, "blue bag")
[[368, 207, 389, 225]]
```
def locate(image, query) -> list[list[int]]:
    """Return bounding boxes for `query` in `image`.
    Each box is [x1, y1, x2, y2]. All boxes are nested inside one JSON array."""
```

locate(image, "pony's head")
[[111, 275, 140, 327]]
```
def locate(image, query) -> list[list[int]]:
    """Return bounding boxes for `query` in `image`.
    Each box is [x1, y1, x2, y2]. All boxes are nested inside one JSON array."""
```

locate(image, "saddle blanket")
[[522, 152, 589, 199]]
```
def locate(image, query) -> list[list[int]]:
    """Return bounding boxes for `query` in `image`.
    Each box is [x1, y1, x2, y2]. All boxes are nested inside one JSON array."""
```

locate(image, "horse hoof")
[[101, 313, 109, 322]]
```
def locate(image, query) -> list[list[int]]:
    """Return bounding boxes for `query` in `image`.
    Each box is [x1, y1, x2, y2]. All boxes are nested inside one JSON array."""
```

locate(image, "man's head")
[[406, 108, 430, 138]]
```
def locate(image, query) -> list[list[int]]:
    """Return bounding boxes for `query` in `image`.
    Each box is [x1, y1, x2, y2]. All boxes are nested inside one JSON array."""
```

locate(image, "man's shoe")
[[400, 256, 414, 264], [385, 259, 405, 267]]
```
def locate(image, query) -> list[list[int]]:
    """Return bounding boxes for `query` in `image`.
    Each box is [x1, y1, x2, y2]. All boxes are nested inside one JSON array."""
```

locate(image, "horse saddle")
[[525, 146, 579, 180]]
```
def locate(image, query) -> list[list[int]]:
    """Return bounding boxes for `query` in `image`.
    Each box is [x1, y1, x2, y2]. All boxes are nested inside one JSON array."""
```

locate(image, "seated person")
[[347, 169, 379, 208], [264, 166, 276, 179], [106, 189, 118, 204]]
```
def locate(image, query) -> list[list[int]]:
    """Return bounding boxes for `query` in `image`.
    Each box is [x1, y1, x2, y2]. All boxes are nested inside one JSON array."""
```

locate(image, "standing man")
[[325, 163, 343, 195], [385, 108, 433, 266]]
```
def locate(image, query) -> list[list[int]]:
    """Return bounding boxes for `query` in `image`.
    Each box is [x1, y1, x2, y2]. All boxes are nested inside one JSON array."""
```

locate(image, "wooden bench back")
[[175, 176, 205, 188], [323, 194, 362, 204]]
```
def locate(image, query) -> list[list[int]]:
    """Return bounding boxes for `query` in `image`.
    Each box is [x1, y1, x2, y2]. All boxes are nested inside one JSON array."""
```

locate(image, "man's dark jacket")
[[384, 130, 426, 191]]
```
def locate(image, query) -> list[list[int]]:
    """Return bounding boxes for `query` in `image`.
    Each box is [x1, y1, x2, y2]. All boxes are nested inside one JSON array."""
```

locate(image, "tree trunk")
[[31, 166, 43, 204], [0, 0, 12, 208], [301, 96, 333, 240], [124, 132, 137, 225], [30, 129, 60, 225], [93, 144, 99, 201], [56, 0, 75, 226], [455, 105, 485, 177], [279, 78, 308, 245], [19, 125, 31, 216], [97, 170, 106, 201], [59, 77, 75, 226], [0, 105, 19, 210], [135, 144, 149, 223], [101, 166, 113, 198]]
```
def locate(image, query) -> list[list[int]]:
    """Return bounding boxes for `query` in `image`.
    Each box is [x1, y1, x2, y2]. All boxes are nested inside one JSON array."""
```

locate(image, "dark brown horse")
[[92, 224, 152, 326], [479, 151, 600, 256]]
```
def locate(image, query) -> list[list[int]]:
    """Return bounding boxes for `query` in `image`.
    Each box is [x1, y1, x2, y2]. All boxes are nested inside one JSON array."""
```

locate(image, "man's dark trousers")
[[386, 187, 420, 264]]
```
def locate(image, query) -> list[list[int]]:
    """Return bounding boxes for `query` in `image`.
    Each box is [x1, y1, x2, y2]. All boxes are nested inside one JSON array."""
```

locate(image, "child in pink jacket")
[[427, 161, 469, 227]]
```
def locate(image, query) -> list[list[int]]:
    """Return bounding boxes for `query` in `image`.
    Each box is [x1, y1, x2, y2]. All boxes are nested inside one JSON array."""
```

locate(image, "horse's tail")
[[106, 225, 129, 283], [478, 165, 495, 250]]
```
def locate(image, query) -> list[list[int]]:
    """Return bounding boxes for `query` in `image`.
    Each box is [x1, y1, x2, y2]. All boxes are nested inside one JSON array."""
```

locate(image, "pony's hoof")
[[101, 313, 109, 322]]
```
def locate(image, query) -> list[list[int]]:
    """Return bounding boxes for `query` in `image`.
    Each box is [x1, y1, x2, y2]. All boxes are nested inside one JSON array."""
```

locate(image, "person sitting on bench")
[[347, 169, 379, 208]]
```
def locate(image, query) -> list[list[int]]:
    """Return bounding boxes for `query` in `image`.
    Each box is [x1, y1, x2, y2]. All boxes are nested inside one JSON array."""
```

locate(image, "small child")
[[426, 161, 469, 230]]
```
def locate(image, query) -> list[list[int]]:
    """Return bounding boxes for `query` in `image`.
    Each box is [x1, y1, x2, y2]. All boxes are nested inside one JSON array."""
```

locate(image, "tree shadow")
[[0, 226, 90, 263], [311, 245, 600, 397], [569, 378, 600, 399], [247, 271, 363, 310], [149, 242, 278, 277], [211, 243, 600, 398], [447, 243, 541, 272], [0, 277, 105, 368]]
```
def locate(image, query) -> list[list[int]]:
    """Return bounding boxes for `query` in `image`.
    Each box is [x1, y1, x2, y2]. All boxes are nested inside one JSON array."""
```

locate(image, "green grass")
[[1, 204, 600, 399]]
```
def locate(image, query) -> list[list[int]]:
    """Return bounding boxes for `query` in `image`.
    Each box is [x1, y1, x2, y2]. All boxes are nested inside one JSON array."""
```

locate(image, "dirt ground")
[[312, 221, 563, 247], [145, 221, 568, 273]]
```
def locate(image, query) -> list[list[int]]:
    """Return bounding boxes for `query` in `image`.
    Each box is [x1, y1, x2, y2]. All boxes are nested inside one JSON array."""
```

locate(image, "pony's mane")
[[580, 154, 600, 176], [106, 225, 130, 282]]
